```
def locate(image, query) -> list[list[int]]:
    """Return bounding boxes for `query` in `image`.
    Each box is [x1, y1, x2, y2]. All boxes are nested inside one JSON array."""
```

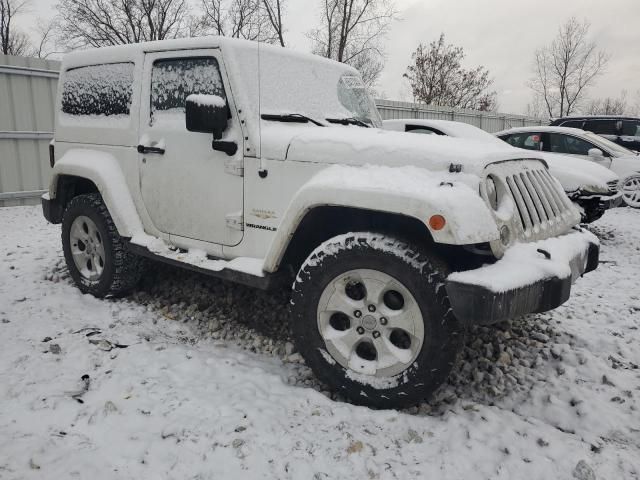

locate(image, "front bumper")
[[601, 193, 624, 209], [446, 228, 599, 326], [573, 191, 623, 209]]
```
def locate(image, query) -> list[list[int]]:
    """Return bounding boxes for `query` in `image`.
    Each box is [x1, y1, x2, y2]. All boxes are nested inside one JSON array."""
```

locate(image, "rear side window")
[[61, 63, 134, 117], [150, 57, 225, 124], [622, 120, 640, 136], [584, 119, 618, 135], [560, 120, 584, 129]]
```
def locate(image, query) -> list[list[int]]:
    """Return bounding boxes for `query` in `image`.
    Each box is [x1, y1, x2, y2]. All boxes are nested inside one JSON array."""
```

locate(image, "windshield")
[[239, 45, 382, 130], [336, 74, 382, 128], [583, 131, 637, 157]]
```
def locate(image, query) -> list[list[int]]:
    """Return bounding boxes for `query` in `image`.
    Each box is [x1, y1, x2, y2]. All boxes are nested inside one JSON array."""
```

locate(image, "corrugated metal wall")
[[375, 99, 545, 132], [0, 55, 545, 207], [0, 55, 60, 206]]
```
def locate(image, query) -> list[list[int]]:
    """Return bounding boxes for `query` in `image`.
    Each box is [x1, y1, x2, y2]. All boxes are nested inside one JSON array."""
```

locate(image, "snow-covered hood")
[[540, 154, 618, 193], [262, 125, 544, 177]]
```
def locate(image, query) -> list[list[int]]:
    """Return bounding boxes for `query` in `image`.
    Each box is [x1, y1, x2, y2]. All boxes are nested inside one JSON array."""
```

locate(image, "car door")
[[138, 49, 244, 247], [543, 132, 612, 169]]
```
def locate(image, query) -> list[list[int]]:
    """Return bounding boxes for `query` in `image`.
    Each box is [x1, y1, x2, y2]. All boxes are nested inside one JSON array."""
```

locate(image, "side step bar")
[[125, 241, 290, 291]]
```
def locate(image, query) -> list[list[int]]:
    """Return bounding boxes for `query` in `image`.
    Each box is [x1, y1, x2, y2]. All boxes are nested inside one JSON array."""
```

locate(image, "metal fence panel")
[[375, 99, 544, 132], [0, 54, 60, 207]]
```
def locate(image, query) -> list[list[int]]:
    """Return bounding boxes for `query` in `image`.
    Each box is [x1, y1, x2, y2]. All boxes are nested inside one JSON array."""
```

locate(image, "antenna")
[[257, 12, 267, 178]]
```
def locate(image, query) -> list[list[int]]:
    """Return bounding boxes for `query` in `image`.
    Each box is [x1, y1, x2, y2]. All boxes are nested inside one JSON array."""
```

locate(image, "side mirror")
[[185, 94, 228, 140], [588, 148, 604, 158]]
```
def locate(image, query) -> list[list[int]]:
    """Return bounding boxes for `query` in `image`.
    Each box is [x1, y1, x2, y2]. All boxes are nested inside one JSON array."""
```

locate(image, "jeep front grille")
[[504, 168, 575, 238]]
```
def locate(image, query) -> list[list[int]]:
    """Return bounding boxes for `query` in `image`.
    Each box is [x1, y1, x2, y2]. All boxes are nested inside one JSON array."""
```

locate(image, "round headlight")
[[485, 176, 499, 210]]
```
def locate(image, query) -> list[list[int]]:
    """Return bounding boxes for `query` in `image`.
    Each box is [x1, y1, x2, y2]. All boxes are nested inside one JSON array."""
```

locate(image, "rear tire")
[[62, 193, 144, 297], [290, 232, 463, 409]]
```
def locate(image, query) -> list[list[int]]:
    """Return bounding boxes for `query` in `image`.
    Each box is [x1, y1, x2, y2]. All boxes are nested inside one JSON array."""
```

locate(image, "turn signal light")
[[428, 215, 446, 231]]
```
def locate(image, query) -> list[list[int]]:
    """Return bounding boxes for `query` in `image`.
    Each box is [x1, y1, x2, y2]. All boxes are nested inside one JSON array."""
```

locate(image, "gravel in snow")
[[0, 205, 639, 479]]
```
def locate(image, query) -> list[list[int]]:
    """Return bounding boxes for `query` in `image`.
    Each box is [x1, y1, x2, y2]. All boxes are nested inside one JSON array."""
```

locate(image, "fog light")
[[428, 215, 446, 231], [500, 225, 511, 246]]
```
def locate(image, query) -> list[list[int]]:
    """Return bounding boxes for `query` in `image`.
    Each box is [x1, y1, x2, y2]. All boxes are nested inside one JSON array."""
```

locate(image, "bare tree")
[[198, 0, 285, 45], [586, 91, 628, 116], [1, 0, 32, 55], [403, 34, 496, 111], [56, 0, 192, 48], [530, 17, 609, 118], [308, 0, 396, 87], [630, 90, 640, 117], [262, 0, 284, 46], [31, 18, 59, 58]]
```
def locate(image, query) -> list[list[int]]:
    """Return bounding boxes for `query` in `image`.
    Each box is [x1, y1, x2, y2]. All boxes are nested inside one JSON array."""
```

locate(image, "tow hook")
[[537, 248, 551, 260]]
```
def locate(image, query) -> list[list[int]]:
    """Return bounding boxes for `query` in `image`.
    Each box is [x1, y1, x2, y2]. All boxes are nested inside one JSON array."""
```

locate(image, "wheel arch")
[[268, 206, 436, 274], [50, 148, 144, 237]]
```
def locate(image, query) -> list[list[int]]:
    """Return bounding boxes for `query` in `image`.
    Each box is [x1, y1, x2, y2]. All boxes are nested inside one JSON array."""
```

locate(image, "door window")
[[559, 120, 584, 129], [503, 132, 541, 151], [150, 57, 226, 127], [622, 120, 640, 137], [584, 119, 618, 135], [547, 133, 597, 155]]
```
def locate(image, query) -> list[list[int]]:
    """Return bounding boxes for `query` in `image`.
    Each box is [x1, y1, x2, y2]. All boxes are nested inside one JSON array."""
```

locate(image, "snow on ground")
[[1, 206, 639, 479]]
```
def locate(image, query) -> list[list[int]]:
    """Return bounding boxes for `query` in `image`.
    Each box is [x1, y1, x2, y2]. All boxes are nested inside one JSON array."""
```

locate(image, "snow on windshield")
[[256, 47, 381, 128]]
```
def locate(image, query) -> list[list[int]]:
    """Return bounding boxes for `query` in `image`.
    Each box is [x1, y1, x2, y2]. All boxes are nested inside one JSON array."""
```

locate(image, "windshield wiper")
[[261, 113, 325, 127], [326, 117, 370, 128]]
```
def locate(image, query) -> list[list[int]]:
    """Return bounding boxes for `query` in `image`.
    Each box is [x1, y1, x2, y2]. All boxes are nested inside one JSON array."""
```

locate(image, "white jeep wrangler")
[[42, 37, 600, 409]]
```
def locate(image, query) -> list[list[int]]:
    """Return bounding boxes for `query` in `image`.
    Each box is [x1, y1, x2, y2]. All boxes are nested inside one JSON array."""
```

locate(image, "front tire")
[[290, 232, 463, 409], [62, 193, 144, 297]]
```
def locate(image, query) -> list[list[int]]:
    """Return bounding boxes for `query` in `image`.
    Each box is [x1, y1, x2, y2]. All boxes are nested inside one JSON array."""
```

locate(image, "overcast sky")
[[15, 0, 640, 115]]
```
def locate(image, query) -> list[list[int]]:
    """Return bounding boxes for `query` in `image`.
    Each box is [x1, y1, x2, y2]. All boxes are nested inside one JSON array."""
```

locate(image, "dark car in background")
[[550, 116, 640, 152]]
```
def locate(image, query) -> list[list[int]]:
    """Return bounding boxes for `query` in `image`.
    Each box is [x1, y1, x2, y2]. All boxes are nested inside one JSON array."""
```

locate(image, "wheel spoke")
[[325, 289, 358, 316], [348, 345, 376, 375], [386, 303, 422, 336], [361, 275, 389, 305], [93, 254, 104, 277], [325, 327, 360, 359], [70, 221, 88, 244], [372, 335, 412, 370]]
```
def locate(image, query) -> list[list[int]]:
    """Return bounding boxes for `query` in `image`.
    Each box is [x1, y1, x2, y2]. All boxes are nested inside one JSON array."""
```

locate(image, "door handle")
[[212, 140, 238, 156], [137, 144, 165, 155]]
